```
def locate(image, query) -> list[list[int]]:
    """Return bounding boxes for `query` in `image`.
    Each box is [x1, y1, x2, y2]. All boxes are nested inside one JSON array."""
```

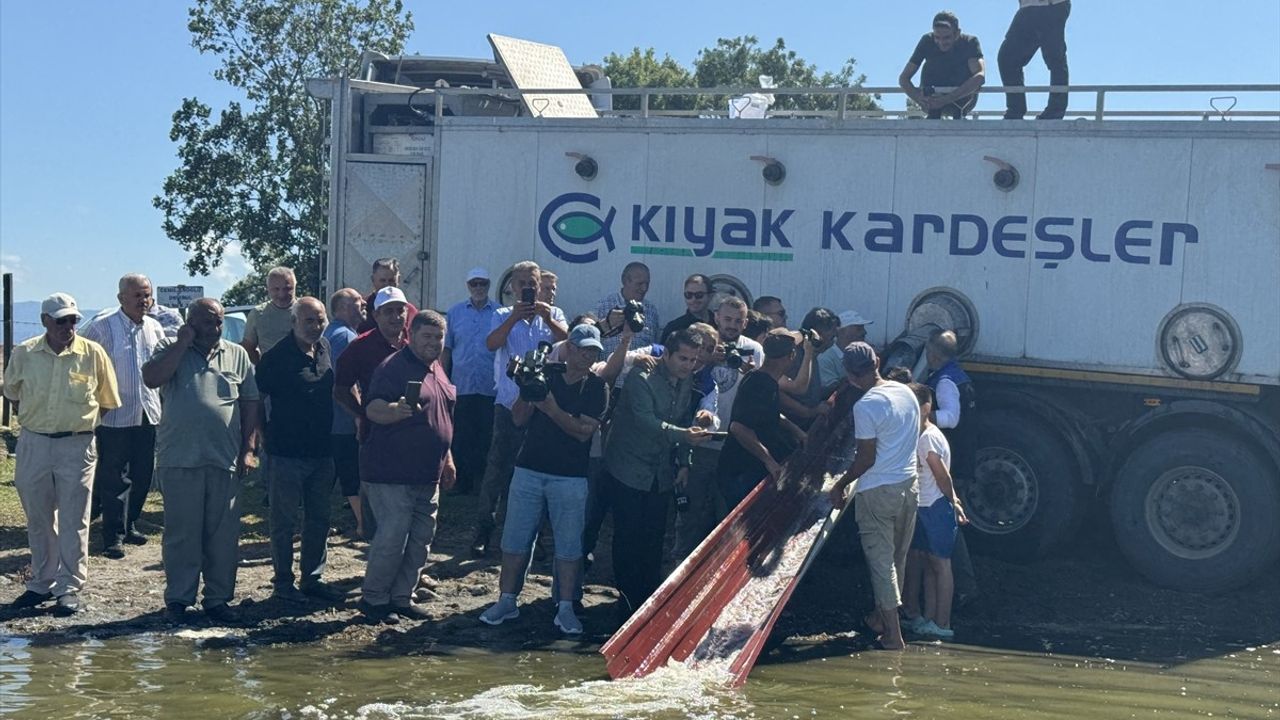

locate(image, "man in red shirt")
[[356, 259, 418, 334]]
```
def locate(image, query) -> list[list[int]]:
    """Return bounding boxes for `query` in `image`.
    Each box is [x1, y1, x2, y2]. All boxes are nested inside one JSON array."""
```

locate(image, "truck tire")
[[1110, 430, 1280, 593], [964, 411, 1083, 560]]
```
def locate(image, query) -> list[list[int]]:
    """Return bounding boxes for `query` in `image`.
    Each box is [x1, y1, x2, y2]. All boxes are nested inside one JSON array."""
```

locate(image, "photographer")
[[472, 261, 567, 557], [603, 328, 712, 617], [780, 308, 840, 428], [596, 262, 661, 353], [478, 324, 608, 635], [718, 329, 809, 508]]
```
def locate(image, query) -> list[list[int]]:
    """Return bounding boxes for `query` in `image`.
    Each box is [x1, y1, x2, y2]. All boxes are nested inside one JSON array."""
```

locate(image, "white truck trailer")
[[310, 55, 1280, 593]]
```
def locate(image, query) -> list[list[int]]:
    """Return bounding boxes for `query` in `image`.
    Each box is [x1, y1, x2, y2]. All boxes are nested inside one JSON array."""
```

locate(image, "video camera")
[[722, 343, 754, 370], [507, 341, 567, 402]]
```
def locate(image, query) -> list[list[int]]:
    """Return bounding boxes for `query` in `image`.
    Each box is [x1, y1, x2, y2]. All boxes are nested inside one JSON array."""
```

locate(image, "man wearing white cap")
[[442, 268, 498, 495], [818, 310, 875, 389], [4, 293, 121, 615]]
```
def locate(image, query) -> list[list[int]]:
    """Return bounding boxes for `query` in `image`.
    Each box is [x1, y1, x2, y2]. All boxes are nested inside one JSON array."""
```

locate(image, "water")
[[2, 632, 1276, 719]]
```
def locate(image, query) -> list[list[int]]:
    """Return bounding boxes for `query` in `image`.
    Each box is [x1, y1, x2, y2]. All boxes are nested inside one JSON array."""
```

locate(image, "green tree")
[[154, 0, 413, 305], [693, 36, 878, 113], [601, 48, 695, 112]]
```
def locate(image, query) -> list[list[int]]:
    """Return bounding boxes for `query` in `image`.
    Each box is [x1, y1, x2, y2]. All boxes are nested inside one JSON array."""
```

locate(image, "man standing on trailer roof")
[[999, 0, 1072, 120]]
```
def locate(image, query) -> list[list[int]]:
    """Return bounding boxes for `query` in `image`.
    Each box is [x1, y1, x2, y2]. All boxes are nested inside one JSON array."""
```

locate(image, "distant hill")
[[0, 301, 100, 344]]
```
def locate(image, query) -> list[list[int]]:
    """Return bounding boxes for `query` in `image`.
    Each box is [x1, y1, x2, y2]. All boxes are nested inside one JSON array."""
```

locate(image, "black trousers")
[[607, 472, 670, 615], [998, 0, 1071, 118], [93, 420, 156, 544], [452, 394, 495, 494]]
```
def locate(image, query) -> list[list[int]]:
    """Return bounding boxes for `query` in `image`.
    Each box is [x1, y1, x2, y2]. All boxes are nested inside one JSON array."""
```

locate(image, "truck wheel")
[[1110, 430, 1280, 593], [964, 411, 1083, 559]]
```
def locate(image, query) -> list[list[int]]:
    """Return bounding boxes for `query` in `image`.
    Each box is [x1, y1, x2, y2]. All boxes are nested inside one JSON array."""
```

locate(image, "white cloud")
[[209, 239, 252, 286], [0, 253, 26, 282]]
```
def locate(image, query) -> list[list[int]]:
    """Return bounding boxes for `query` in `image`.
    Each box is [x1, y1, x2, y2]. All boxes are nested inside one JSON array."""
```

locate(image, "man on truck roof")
[[899, 10, 987, 119]]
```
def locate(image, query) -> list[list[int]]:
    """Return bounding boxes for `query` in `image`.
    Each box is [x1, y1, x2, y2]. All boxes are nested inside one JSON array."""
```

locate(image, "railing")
[[412, 83, 1280, 122]]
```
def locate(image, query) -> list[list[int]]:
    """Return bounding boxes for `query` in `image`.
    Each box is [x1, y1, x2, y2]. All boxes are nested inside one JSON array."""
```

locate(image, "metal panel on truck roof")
[[1025, 136, 1193, 371], [1181, 138, 1280, 383], [488, 34, 597, 119]]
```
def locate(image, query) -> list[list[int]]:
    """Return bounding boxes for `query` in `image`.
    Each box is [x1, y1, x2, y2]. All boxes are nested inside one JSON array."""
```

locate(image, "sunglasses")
[[468, 279, 490, 287], [55, 316, 79, 326], [684, 291, 707, 300]]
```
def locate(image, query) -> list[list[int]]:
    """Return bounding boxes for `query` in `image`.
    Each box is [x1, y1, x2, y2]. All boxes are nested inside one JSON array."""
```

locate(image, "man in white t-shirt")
[[829, 341, 920, 650]]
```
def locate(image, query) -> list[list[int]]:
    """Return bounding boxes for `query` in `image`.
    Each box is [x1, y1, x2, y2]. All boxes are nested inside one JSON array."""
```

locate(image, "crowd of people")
[[4, 254, 981, 650]]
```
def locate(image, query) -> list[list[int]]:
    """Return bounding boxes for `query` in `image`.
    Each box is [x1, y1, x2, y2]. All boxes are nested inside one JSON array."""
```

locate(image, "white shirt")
[[704, 335, 764, 451], [852, 381, 921, 493], [917, 424, 952, 506], [79, 308, 164, 427], [933, 377, 961, 429]]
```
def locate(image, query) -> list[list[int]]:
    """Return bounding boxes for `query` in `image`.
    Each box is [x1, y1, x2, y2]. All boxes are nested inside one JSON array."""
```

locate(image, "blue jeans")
[[500, 467, 587, 560]]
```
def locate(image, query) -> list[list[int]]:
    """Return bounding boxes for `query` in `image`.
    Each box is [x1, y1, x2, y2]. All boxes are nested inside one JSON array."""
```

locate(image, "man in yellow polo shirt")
[[4, 292, 121, 616]]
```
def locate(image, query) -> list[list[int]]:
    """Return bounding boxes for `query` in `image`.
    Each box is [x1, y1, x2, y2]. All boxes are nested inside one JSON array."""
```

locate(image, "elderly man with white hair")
[[80, 274, 166, 559]]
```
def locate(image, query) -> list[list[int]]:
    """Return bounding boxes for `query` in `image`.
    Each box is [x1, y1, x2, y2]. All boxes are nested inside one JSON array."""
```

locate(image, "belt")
[[27, 430, 95, 439]]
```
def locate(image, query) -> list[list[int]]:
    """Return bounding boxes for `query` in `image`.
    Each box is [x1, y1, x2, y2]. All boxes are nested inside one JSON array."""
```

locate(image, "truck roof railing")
[[396, 83, 1280, 122]]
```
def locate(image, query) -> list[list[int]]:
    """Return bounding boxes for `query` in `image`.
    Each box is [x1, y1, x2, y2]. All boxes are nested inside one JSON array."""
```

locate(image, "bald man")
[[255, 297, 343, 602], [143, 299, 259, 625]]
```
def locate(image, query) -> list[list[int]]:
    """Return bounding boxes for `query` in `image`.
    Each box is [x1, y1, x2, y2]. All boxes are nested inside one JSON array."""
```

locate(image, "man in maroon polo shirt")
[[357, 310, 457, 623], [334, 287, 409, 440]]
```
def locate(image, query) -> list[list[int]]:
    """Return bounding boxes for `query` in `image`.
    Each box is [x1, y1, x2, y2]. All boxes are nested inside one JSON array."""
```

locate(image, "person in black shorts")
[[898, 11, 987, 119]]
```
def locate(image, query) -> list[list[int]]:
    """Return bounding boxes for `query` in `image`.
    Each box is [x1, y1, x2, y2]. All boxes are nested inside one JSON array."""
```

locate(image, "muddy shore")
[[3, 473, 1277, 670]]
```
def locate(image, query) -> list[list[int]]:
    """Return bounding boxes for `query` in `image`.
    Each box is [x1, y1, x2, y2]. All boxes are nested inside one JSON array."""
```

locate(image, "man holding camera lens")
[[479, 324, 608, 635], [597, 262, 661, 354], [474, 261, 568, 557], [604, 328, 712, 617], [358, 311, 456, 623]]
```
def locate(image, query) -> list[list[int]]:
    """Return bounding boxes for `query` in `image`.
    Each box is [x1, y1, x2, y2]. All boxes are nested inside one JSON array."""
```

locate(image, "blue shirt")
[[445, 298, 499, 397], [324, 320, 360, 435], [595, 291, 662, 355], [491, 305, 566, 410]]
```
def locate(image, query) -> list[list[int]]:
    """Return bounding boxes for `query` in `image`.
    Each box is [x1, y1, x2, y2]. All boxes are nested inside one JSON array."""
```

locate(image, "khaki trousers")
[[158, 467, 241, 608], [14, 432, 97, 596], [855, 477, 919, 610]]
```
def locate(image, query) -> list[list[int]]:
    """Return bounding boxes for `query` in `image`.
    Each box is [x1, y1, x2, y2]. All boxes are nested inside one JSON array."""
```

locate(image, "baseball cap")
[[568, 323, 604, 352], [373, 286, 408, 309], [762, 328, 801, 359], [41, 292, 82, 320], [838, 310, 873, 326], [841, 341, 879, 375], [466, 267, 490, 283]]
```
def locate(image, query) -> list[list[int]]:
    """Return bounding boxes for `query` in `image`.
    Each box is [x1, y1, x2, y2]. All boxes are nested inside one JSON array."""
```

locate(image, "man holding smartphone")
[[358, 310, 457, 623], [473, 261, 568, 557]]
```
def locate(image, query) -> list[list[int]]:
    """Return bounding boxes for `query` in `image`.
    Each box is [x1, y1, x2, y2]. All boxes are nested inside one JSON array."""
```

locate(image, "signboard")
[[156, 285, 204, 309]]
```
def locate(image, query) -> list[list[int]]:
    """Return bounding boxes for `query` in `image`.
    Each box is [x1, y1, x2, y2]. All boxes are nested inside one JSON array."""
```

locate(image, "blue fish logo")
[[538, 193, 616, 263]]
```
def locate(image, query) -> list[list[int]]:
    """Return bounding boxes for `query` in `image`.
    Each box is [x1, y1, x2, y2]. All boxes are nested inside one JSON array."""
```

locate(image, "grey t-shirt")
[[245, 301, 295, 355], [154, 338, 259, 471]]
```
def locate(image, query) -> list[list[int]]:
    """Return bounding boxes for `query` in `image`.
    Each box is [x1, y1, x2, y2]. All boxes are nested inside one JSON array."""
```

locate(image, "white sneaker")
[[479, 595, 519, 626], [553, 602, 583, 635]]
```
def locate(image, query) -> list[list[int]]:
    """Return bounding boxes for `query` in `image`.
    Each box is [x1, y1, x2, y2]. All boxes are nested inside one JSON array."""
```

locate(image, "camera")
[[507, 341, 567, 402], [799, 327, 819, 344], [622, 300, 646, 333], [722, 343, 754, 370]]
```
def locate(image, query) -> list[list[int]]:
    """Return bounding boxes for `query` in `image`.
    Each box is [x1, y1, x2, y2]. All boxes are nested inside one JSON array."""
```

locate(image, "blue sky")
[[2, 0, 1277, 308]]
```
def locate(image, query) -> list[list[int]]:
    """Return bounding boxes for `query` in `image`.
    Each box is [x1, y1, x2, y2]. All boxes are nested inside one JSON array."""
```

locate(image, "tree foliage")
[[604, 36, 878, 115], [155, 0, 413, 305]]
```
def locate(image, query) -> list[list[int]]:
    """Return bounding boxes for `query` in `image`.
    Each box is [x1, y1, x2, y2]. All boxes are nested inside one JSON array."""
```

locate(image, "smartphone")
[[704, 431, 730, 441], [404, 380, 423, 410], [521, 287, 536, 305]]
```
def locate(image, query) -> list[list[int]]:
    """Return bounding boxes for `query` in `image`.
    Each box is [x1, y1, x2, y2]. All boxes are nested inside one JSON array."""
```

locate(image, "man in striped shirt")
[[81, 274, 165, 559]]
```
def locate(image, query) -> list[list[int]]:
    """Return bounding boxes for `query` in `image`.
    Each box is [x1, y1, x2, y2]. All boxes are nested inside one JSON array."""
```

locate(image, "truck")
[[308, 45, 1280, 593]]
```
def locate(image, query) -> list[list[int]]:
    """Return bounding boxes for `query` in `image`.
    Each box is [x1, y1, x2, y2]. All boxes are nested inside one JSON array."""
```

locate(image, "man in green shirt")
[[603, 327, 712, 618], [242, 266, 297, 364], [143, 299, 260, 625]]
